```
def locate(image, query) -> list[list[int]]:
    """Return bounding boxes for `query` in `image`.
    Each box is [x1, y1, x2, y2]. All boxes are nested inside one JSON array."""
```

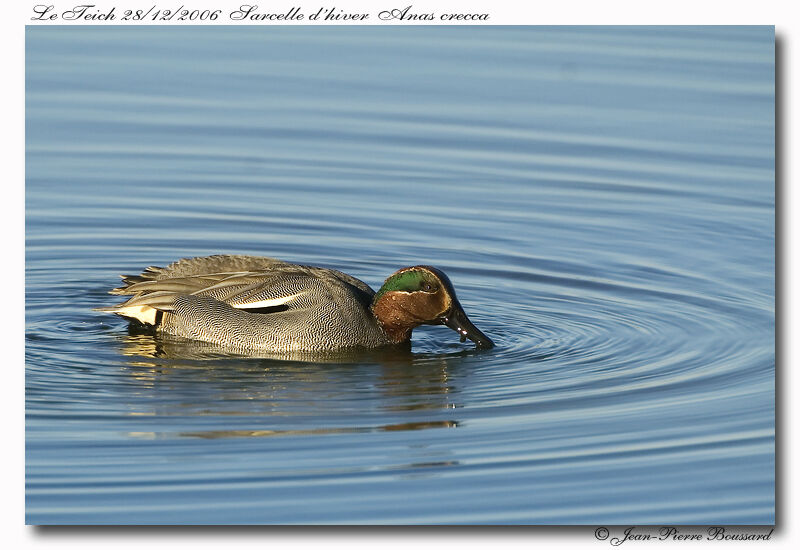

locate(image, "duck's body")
[[99, 255, 493, 353]]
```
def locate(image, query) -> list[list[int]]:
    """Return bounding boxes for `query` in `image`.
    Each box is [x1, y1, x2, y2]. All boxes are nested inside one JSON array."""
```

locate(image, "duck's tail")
[[94, 303, 162, 325], [95, 266, 175, 326]]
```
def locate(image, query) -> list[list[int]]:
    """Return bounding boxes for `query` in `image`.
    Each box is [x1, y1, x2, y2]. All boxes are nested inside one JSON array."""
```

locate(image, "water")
[[25, 26, 774, 524]]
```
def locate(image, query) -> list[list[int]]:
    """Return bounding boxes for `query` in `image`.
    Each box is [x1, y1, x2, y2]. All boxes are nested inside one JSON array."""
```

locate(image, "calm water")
[[25, 26, 774, 524]]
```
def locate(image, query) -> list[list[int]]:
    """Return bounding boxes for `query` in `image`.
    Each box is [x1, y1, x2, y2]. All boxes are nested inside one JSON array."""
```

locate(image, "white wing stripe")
[[232, 293, 301, 309]]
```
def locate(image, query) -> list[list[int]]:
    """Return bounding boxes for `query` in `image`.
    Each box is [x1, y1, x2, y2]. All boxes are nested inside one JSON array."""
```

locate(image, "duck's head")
[[371, 266, 494, 349]]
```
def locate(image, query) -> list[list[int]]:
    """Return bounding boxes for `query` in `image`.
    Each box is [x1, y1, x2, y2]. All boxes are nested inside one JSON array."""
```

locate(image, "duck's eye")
[[423, 283, 436, 292]]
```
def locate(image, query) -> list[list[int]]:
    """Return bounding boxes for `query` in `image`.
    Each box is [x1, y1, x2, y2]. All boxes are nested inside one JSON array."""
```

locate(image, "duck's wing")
[[115, 254, 293, 286], [100, 258, 375, 326]]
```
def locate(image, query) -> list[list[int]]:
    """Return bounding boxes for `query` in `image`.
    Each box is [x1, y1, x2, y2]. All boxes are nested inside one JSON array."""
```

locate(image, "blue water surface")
[[25, 26, 774, 524]]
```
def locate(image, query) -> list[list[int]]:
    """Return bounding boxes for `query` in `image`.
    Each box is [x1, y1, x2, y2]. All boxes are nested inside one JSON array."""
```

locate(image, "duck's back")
[[104, 255, 390, 352]]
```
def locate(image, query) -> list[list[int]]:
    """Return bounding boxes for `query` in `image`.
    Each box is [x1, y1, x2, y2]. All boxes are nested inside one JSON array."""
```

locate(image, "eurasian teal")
[[99, 255, 494, 352]]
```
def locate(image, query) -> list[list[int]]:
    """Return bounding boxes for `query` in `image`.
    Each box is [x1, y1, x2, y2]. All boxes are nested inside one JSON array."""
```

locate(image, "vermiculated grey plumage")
[[101, 255, 391, 352]]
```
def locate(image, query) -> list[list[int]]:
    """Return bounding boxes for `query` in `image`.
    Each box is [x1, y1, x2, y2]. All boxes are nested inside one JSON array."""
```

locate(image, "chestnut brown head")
[[371, 266, 494, 349]]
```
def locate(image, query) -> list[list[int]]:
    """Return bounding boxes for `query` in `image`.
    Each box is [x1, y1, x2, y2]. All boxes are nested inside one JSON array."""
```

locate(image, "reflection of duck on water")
[[178, 421, 459, 440], [98, 254, 494, 352], [113, 330, 464, 439]]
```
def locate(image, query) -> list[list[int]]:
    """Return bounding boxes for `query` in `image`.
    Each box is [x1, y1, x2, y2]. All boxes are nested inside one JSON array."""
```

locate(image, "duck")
[[98, 254, 494, 353]]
